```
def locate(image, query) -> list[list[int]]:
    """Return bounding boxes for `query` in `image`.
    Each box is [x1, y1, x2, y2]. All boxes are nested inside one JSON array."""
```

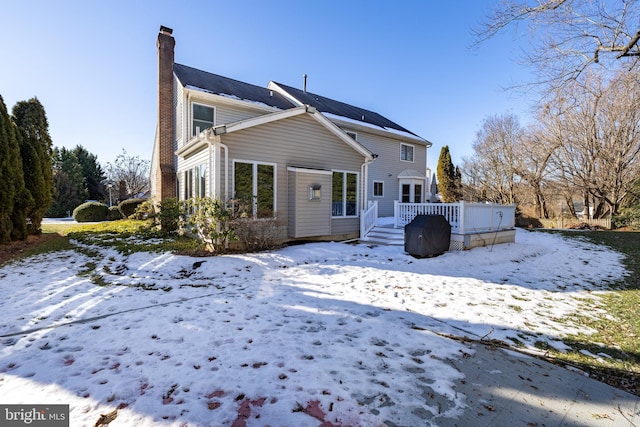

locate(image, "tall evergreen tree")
[[73, 145, 106, 201], [12, 98, 53, 234], [437, 146, 458, 202], [0, 96, 16, 243], [0, 96, 30, 242], [454, 165, 463, 201], [47, 147, 89, 217]]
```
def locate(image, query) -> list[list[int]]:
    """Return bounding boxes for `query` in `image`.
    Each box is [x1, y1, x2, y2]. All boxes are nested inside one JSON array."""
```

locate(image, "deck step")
[[362, 226, 404, 246]]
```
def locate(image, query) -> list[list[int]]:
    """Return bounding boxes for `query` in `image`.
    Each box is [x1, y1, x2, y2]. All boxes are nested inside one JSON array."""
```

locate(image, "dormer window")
[[192, 103, 214, 136]]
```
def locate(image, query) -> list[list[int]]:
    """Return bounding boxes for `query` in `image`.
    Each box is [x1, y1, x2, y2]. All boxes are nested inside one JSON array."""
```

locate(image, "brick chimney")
[[156, 25, 177, 201]]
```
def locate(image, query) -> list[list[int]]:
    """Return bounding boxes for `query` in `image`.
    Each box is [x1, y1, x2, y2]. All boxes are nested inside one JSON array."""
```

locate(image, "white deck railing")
[[393, 201, 515, 234], [360, 200, 378, 239]]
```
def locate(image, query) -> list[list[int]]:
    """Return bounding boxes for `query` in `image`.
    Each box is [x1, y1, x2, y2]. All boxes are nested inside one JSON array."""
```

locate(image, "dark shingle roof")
[[174, 63, 294, 110], [272, 82, 419, 137]]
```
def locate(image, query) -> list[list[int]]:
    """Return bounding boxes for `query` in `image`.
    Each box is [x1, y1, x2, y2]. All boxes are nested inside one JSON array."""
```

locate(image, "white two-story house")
[[151, 26, 432, 243]]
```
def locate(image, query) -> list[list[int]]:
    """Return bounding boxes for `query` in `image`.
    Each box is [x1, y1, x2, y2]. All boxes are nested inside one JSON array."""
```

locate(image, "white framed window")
[[332, 170, 358, 217], [192, 103, 214, 136], [400, 143, 414, 162], [233, 160, 277, 218], [194, 164, 207, 198], [373, 181, 384, 197]]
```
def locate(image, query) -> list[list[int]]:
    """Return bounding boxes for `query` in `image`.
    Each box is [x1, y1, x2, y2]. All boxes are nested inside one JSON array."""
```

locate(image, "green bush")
[[107, 206, 123, 221], [73, 201, 108, 222], [613, 206, 640, 230], [118, 198, 146, 218], [186, 197, 236, 252], [132, 199, 155, 220], [156, 198, 183, 235]]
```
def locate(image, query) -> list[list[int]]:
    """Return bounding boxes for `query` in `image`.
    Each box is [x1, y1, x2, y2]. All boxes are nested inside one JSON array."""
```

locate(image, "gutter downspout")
[[219, 142, 229, 203], [204, 131, 229, 203]]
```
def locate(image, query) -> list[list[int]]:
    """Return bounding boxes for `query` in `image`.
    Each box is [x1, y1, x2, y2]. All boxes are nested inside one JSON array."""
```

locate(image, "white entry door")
[[400, 180, 423, 203]]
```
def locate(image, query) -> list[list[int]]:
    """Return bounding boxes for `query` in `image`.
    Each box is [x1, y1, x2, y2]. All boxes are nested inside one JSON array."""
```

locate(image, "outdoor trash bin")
[[404, 214, 451, 258]]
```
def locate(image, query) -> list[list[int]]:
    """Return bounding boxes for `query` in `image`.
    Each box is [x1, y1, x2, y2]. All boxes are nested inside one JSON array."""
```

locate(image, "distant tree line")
[[460, 67, 640, 226], [443, 1, 640, 228], [1, 95, 151, 243]]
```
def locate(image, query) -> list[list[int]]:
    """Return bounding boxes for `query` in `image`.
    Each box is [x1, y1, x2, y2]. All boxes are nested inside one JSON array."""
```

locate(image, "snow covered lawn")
[[0, 229, 627, 426]]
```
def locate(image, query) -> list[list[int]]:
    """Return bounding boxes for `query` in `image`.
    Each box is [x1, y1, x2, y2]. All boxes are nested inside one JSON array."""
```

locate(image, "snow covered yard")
[[0, 229, 628, 426]]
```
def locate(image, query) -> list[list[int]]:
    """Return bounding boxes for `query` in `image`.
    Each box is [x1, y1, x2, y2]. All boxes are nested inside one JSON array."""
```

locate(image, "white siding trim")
[[287, 167, 332, 175]]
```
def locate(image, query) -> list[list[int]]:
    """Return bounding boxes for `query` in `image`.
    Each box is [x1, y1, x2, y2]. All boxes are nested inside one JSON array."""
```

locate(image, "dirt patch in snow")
[[0, 233, 63, 266]]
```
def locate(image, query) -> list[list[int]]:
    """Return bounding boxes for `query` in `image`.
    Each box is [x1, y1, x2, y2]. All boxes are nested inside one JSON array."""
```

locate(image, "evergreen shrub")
[[107, 206, 123, 221], [118, 198, 146, 218], [73, 201, 108, 222]]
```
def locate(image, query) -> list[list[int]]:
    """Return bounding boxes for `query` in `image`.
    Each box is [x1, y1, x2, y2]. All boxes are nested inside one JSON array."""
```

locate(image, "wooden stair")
[[362, 226, 404, 246]]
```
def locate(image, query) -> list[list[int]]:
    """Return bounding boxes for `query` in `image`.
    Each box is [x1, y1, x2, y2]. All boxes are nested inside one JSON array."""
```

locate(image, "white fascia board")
[[183, 85, 283, 113], [224, 106, 307, 134], [287, 166, 333, 175], [176, 136, 208, 157], [323, 112, 431, 146], [309, 111, 374, 160], [267, 81, 304, 107]]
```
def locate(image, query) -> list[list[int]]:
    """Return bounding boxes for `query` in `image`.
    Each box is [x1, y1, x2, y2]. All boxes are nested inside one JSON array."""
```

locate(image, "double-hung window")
[[400, 143, 414, 162], [332, 171, 358, 217], [234, 161, 276, 218], [373, 181, 384, 197], [192, 103, 214, 136]]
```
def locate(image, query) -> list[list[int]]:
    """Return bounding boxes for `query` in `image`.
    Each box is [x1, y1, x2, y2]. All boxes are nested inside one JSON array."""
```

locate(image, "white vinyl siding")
[[288, 168, 332, 238], [341, 131, 427, 217], [175, 81, 183, 147], [224, 115, 365, 239]]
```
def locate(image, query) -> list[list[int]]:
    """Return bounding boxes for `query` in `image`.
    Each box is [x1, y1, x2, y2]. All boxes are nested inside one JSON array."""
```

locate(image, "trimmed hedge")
[[73, 201, 108, 222], [107, 206, 124, 221], [118, 198, 146, 219]]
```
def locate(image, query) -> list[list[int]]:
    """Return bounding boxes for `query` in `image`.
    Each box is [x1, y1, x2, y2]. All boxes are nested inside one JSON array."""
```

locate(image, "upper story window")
[[192, 103, 214, 136], [401, 143, 414, 162]]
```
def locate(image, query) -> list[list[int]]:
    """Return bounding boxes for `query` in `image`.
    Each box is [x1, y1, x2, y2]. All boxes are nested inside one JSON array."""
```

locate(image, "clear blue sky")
[[1, 0, 533, 172]]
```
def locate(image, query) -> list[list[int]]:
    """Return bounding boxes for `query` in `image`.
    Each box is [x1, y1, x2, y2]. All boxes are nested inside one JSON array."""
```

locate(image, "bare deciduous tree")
[[542, 70, 640, 217], [475, 0, 640, 85], [514, 127, 557, 219], [105, 149, 150, 200], [463, 113, 523, 205]]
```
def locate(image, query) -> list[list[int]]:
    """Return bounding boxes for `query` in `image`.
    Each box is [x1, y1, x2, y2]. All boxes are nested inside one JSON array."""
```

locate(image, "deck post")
[[394, 200, 400, 228]]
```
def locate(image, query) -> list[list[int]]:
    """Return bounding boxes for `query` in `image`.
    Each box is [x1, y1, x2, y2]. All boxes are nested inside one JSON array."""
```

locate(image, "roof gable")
[[269, 81, 420, 138], [174, 63, 294, 110], [177, 106, 373, 161]]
